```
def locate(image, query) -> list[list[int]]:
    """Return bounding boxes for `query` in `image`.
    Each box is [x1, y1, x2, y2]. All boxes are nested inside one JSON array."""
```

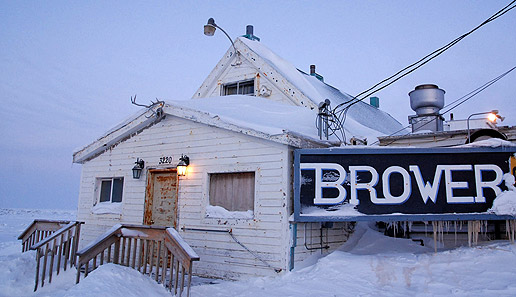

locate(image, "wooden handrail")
[[76, 224, 199, 297], [19, 220, 83, 291], [18, 219, 71, 252], [31, 222, 77, 250]]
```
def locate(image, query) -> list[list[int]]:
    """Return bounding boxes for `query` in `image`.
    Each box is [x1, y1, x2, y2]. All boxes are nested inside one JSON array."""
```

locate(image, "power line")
[[333, 0, 516, 114], [369, 65, 516, 146]]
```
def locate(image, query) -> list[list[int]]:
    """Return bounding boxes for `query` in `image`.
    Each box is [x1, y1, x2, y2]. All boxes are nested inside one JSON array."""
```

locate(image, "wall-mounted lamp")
[[177, 155, 190, 176], [132, 158, 145, 179]]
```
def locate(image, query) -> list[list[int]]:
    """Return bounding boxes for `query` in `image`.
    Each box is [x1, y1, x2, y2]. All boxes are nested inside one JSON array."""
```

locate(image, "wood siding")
[[77, 115, 294, 278], [192, 38, 316, 109]]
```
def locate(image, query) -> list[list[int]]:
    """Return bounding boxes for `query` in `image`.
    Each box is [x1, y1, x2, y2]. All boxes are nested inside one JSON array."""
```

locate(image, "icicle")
[[512, 220, 515, 243], [512, 220, 516, 243], [468, 221, 481, 246], [439, 221, 446, 243], [468, 221, 472, 247], [424, 221, 428, 237], [454, 221, 457, 245], [432, 221, 438, 253], [507, 220, 516, 243], [408, 221, 413, 233]]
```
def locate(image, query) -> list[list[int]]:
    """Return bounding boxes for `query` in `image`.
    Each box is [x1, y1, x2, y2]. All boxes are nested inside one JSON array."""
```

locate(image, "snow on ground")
[[1, 208, 516, 296]]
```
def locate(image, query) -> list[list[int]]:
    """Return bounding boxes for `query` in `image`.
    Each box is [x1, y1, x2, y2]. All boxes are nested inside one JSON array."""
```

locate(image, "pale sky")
[[1, 1, 515, 210]]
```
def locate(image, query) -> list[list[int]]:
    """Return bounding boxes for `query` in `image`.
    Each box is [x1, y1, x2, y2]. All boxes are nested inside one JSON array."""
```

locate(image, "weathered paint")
[[144, 169, 178, 228], [192, 38, 317, 109]]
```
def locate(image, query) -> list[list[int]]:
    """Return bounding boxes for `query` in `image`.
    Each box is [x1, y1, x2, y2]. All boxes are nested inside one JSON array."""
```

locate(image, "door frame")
[[143, 168, 179, 228]]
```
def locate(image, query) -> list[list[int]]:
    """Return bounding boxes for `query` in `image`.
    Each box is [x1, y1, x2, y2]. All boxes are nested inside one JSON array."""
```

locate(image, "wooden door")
[[144, 169, 178, 228]]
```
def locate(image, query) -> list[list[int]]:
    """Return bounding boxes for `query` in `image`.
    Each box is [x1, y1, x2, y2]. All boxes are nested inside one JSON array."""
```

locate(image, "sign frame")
[[293, 146, 516, 222]]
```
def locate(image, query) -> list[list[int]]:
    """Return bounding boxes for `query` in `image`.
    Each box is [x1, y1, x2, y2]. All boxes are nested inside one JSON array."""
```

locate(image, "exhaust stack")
[[408, 84, 445, 133]]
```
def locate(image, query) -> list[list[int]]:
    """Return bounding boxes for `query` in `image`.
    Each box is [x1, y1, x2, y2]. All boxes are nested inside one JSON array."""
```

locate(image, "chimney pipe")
[[310, 65, 316, 75], [246, 25, 253, 36]]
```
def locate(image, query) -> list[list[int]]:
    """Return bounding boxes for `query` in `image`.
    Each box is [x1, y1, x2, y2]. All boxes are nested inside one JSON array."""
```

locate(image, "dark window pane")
[[224, 84, 238, 95], [112, 178, 124, 203], [224, 80, 254, 96], [238, 82, 254, 95], [100, 180, 112, 202]]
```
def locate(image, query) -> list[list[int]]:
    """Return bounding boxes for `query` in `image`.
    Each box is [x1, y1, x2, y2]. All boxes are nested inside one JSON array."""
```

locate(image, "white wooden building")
[[73, 35, 404, 279]]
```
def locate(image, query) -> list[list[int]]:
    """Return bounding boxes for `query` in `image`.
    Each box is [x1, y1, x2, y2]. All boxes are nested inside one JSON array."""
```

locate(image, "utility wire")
[[368, 65, 516, 146], [333, 0, 516, 114]]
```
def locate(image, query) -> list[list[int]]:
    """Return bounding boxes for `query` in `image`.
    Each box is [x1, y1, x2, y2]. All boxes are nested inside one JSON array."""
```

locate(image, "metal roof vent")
[[242, 25, 260, 41], [409, 84, 445, 116], [408, 84, 445, 133], [310, 65, 324, 82]]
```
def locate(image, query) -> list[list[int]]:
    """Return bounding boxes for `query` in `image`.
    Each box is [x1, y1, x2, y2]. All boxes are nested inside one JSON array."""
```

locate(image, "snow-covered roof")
[[165, 96, 384, 142], [74, 37, 406, 163], [73, 96, 338, 164], [238, 37, 404, 135]]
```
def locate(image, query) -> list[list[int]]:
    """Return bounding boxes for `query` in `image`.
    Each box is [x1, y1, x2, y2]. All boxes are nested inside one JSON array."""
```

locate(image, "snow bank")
[[92, 202, 122, 215], [191, 223, 516, 297], [205, 205, 253, 219], [64, 264, 170, 297], [489, 173, 516, 216], [2, 208, 516, 296]]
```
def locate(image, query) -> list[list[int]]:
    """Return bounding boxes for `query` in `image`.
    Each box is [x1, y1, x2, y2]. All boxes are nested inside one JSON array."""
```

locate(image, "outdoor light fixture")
[[203, 18, 217, 36], [204, 18, 240, 65], [467, 110, 504, 143], [132, 158, 145, 179], [487, 111, 504, 123], [177, 155, 190, 176]]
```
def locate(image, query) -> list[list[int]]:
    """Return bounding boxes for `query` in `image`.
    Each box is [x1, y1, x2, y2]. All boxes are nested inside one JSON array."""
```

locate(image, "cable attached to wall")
[[182, 227, 282, 273]]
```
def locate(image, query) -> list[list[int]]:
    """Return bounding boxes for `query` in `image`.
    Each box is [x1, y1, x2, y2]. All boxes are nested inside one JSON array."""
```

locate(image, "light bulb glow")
[[487, 113, 497, 122]]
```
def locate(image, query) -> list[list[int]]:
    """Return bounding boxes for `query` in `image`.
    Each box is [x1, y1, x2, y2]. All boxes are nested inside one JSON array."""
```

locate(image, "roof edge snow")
[[72, 101, 334, 164], [72, 108, 163, 164]]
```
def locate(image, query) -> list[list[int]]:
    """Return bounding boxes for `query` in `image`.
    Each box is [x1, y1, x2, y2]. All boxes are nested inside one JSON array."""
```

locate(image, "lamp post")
[[467, 110, 503, 143], [204, 18, 240, 65]]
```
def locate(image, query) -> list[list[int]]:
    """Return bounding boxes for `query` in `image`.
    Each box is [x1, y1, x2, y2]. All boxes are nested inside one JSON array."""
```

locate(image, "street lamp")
[[467, 110, 504, 143], [204, 18, 240, 65]]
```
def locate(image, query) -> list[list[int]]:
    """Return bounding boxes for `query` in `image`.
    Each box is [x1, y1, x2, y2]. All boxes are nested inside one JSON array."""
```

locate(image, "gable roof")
[[194, 37, 404, 136], [72, 96, 338, 164], [75, 38, 406, 164]]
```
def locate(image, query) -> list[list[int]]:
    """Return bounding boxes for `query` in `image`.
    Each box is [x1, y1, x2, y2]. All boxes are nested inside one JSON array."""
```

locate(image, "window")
[[209, 172, 255, 211], [223, 79, 255, 96], [99, 177, 124, 203]]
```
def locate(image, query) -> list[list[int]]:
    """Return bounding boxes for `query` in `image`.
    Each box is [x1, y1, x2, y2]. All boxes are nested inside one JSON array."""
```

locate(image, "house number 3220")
[[159, 156, 173, 164]]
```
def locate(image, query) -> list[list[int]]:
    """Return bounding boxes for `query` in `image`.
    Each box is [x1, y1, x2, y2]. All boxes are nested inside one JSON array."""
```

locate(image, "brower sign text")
[[293, 147, 516, 222]]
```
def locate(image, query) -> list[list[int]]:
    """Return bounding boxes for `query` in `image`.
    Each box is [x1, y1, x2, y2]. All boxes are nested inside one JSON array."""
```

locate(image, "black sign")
[[294, 147, 516, 221]]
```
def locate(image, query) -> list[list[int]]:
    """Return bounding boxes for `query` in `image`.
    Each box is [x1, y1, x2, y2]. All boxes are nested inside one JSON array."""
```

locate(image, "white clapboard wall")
[[77, 115, 292, 278]]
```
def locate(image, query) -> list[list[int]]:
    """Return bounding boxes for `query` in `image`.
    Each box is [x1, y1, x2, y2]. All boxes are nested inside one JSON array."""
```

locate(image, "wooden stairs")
[[19, 221, 199, 297]]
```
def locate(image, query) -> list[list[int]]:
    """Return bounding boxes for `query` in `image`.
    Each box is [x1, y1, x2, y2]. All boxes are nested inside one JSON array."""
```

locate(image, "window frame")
[[222, 79, 255, 96], [95, 177, 124, 205], [204, 167, 259, 221], [208, 171, 255, 212]]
